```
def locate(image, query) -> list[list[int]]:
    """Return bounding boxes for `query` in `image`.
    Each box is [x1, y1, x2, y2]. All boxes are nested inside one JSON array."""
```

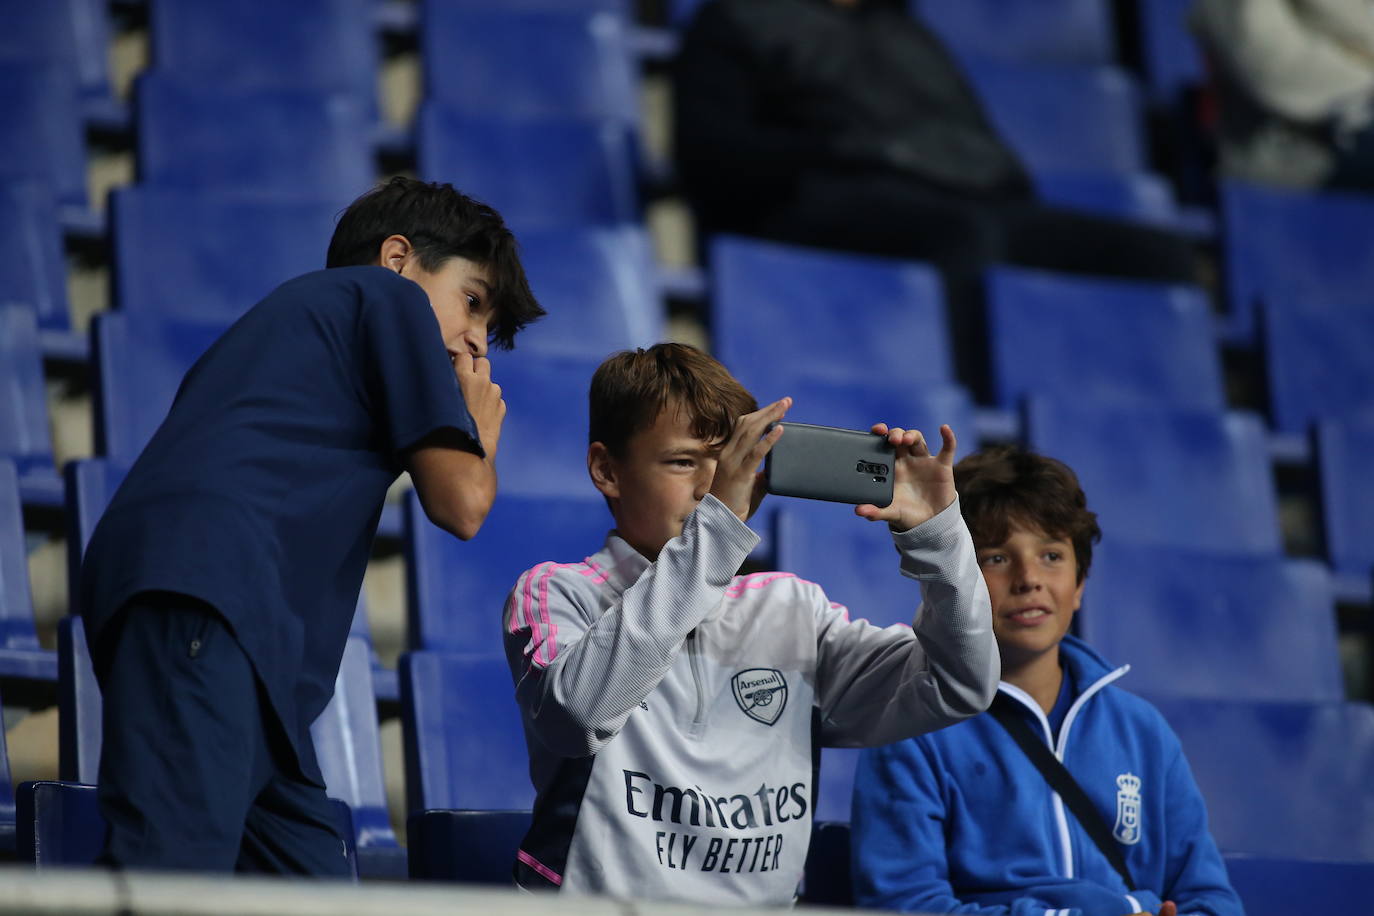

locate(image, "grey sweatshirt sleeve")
[[504, 495, 759, 757], [813, 497, 998, 747]]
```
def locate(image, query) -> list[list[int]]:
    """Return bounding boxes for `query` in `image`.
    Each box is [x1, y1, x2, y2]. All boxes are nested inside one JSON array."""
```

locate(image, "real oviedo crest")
[[1113, 773, 1142, 845], [731, 668, 788, 726]]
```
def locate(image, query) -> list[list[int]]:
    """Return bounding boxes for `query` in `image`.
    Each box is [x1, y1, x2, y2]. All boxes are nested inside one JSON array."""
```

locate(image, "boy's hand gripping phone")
[[764, 422, 895, 507]]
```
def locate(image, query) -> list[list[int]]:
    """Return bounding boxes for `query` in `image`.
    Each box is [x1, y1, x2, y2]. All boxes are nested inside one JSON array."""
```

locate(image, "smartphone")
[[764, 422, 895, 506]]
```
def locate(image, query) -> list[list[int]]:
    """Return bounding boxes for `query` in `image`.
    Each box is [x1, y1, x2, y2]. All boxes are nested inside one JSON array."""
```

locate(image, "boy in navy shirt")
[[80, 177, 544, 873]]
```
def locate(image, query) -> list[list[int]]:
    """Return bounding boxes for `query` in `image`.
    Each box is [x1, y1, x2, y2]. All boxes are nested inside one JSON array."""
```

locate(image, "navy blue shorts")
[[94, 592, 350, 875]]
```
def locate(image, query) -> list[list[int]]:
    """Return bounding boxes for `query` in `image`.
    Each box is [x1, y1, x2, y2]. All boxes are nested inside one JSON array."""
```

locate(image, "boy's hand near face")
[[452, 350, 505, 458], [856, 423, 957, 532], [709, 397, 791, 523]]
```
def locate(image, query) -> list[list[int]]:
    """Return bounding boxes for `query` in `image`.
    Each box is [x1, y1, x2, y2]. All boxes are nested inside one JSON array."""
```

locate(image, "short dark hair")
[[954, 445, 1101, 582], [326, 176, 544, 349], [589, 344, 758, 456]]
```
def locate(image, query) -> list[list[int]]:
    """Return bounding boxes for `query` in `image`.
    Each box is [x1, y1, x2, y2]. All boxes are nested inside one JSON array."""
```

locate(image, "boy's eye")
[[978, 553, 1006, 566]]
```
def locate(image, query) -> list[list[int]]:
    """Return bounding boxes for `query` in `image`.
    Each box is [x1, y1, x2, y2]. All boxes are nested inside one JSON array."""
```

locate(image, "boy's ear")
[[587, 442, 620, 500], [377, 235, 413, 273]]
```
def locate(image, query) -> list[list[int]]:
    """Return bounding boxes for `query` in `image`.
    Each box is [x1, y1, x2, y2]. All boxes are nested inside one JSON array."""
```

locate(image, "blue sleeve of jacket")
[[850, 740, 1061, 916], [1158, 742, 1246, 916]]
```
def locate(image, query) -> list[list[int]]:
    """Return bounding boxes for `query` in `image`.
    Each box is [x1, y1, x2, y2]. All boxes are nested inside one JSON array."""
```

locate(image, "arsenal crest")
[[731, 668, 788, 726]]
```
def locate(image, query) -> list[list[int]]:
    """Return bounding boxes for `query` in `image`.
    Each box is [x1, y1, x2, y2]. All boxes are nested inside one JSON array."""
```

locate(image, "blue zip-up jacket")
[[850, 636, 1243, 916]]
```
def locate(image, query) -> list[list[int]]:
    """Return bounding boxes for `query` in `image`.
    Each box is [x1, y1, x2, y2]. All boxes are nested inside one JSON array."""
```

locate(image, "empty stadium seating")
[[1024, 398, 1282, 556], [0, 306, 59, 506], [1, 1, 114, 111], [513, 225, 663, 359], [0, 59, 87, 209], [1082, 544, 1343, 702], [1221, 181, 1374, 340], [91, 311, 227, 463], [309, 636, 406, 879], [417, 105, 639, 230], [134, 76, 375, 201], [421, 7, 637, 123], [0, 460, 57, 686], [959, 60, 1147, 175], [1033, 171, 1184, 227], [709, 235, 953, 397], [399, 651, 532, 813], [485, 354, 604, 500], [1135, 0, 1206, 106], [0, 685, 14, 856], [109, 188, 341, 321], [1315, 415, 1374, 601], [985, 267, 1224, 411], [0, 180, 69, 335], [147, 0, 379, 107], [914, 0, 1115, 67], [1147, 696, 1374, 862], [1260, 301, 1374, 436], [404, 490, 609, 654], [56, 615, 99, 784]]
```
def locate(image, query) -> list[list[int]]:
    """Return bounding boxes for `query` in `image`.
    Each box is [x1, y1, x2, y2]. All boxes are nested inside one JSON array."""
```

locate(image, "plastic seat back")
[[1316, 414, 1374, 582], [110, 187, 341, 322], [135, 76, 374, 198], [0, 180, 68, 332], [405, 491, 609, 654], [0, 305, 55, 477], [1261, 302, 1374, 435], [400, 651, 533, 813], [1025, 399, 1282, 556], [0, 461, 42, 656], [710, 235, 953, 397], [57, 615, 100, 784], [1147, 697, 1374, 861], [417, 105, 638, 230], [0, 60, 86, 207], [92, 311, 229, 463], [915, 0, 1115, 66], [986, 267, 1224, 411], [1083, 544, 1343, 702]]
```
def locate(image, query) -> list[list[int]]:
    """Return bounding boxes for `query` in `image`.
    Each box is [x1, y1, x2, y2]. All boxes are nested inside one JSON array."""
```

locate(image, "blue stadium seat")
[[1033, 171, 1183, 227], [1315, 415, 1374, 601], [514, 225, 663, 359], [1224, 854, 1374, 916], [774, 498, 935, 632], [1261, 302, 1374, 436], [0, 460, 57, 685], [914, 0, 1115, 66], [0, 179, 69, 334], [985, 267, 1224, 411], [405, 490, 609, 654], [1221, 181, 1374, 340], [1146, 697, 1374, 861], [709, 235, 953, 398], [421, 7, 637, 123], [1024, 399, 1282, 556], [0, 60, 87, 209], [56, 615, 100, 784], [148, 0, 378, 107], [310, 636, 405, 879], [16, 780, 358, 873], [134, 76, 375, 200], [92, 311, 228, 463], [816, 747, 860, 825], [0, 305, 61, 506], [417, 105, 638, 230], [1136, 0, 1207, 106], [0, 0, 113, 109], [783, 380, 976, 443], [1082, 544, 1343, 702], [399, 651, 532, 813], [408, 808, 531, 883], [959, 61, 1146, 174], [487, 354, 604, 500], [110, 187, 341, 322]]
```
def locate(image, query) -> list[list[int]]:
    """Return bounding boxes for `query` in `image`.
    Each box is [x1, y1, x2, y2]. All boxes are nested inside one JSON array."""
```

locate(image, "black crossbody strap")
[[988, 692, 1137, 890]]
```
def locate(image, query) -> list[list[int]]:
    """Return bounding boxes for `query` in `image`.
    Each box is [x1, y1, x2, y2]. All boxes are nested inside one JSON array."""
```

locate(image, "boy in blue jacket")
[[850, 446, 1243, 916]]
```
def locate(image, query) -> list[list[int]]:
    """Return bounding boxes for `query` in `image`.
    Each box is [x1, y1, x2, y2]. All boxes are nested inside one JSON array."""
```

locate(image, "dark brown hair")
[[589, 344, 758, 455], [954, 445, 1101, 582], [326, 176, 544, 349]]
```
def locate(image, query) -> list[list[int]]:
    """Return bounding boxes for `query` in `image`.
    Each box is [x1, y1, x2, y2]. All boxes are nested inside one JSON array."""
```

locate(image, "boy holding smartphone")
[[502, 343, 997, 905]]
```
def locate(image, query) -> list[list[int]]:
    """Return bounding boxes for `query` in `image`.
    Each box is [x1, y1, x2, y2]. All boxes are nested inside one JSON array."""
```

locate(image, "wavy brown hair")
[[954, 445, 1101, 582], [589, 344, 757, 456]]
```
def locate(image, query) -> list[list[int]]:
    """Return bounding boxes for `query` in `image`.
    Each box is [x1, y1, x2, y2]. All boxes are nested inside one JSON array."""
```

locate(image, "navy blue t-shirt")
[[80, 266, 479, 779]]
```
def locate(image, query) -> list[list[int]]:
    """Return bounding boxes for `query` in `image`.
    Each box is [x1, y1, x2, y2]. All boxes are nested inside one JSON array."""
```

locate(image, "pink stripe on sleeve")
[[516, 849, 563, 886]]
